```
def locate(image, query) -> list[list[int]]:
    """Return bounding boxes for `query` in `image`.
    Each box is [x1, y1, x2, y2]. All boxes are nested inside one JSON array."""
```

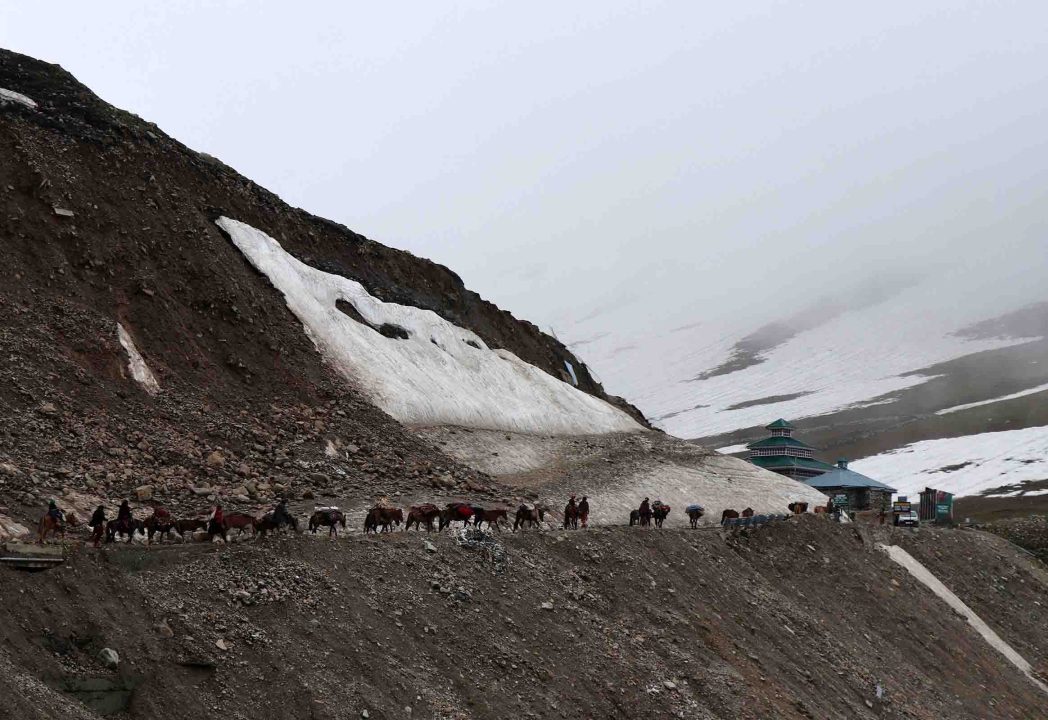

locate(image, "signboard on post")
[[935, 491, 954, 524], [892, 501, 911, 514]]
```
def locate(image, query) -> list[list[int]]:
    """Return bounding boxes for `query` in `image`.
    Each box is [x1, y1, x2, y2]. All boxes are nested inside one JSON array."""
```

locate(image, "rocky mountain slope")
[[0, 47, 653, 527], [5, 48, 1048, 720], [5, 518, 1048, 720]]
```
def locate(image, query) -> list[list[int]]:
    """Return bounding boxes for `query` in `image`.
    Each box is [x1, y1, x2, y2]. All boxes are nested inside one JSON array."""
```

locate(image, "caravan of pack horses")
[[34, 492, 833, 546]]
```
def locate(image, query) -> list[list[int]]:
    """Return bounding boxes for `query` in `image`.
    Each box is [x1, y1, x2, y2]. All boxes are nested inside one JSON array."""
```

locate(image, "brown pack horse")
[[438, 503, 474, 532], [787, 502, 809, 514], [173, 518, 208, 542], [365, 506, 403, 534], [685, 506, 705, 528], [143, 510, 175, 543], [652, 502, 671, 528], [721, 509, 740, 525], [473, 508, 508, 532], [106, 517, 144, 544], [254, 511, 297, 538], [308, 509, 347, 537], [513, 504, 545, 531], [217, 512, 257, 541], [405, 504, 440, 532], [37, 514, 65, 544], [563, 497, 579, 530]]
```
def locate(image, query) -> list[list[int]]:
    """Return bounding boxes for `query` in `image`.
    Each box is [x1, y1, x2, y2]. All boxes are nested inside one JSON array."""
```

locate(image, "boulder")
[[0, 514, 30, 541], [156, 621, 174, 639], [205, 451, 225, 468], [134, 484, 153, 501], [98, 648, 120, 668]]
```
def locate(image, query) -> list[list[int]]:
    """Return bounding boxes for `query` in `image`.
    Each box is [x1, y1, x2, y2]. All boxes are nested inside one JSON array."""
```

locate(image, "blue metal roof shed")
[[803, 460, 897, 493]]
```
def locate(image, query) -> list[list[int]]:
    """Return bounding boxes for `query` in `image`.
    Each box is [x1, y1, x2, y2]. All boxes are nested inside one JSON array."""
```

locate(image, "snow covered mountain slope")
[[565, 267, 1048, 465], [851, 426, 1048, 499], [219, 218, 641, 435], [565, 271, 1044, 441]]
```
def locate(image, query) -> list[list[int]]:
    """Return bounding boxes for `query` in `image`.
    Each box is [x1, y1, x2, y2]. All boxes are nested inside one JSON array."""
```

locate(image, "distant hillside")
[[566, 273, 1048, 497]]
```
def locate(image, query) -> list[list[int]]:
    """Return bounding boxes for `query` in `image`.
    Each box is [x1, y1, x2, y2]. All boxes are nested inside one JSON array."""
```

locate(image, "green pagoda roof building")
[[746, 419, 836, 480]]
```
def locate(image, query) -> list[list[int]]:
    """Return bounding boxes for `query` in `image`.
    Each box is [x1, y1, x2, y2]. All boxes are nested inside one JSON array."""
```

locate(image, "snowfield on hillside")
[[563, 271, 1044, 439], [218, 218, 641, 435], [851, 425, 1048, 498]]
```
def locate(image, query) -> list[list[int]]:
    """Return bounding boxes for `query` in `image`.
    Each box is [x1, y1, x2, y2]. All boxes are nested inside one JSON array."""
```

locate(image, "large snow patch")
[[218, 218, 641, 435], [851, 425, 1048, 498], [562, 268, 1043, 438]]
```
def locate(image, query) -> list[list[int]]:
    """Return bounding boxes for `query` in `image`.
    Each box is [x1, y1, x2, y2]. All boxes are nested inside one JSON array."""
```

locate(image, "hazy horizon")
[[4, 2, 1047, 348]]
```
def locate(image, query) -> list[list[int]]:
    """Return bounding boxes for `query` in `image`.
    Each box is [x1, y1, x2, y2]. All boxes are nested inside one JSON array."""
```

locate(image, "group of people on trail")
[[86, 499, 136, 546], [563, 495, 590, 529]]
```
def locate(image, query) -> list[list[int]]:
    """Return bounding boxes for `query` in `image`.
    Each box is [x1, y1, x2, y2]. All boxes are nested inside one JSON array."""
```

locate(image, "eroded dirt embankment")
[[3, 518, 1046, 720]]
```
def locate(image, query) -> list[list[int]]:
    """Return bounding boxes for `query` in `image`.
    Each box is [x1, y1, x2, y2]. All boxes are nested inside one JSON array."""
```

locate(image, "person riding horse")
[[105, 499, 138, 543], [272, 498, 294, 528], [110, 499, 132, 533], [47, 499, 65, 524], [36, 499, 68, 544]]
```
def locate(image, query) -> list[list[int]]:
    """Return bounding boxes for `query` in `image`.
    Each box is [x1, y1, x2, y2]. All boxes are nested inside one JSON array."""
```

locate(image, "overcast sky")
[[3, 1, 1047, 340]]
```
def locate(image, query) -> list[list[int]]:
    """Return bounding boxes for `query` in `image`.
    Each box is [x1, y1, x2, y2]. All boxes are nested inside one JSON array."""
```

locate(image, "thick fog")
[[4, 2, 1047, 344]]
